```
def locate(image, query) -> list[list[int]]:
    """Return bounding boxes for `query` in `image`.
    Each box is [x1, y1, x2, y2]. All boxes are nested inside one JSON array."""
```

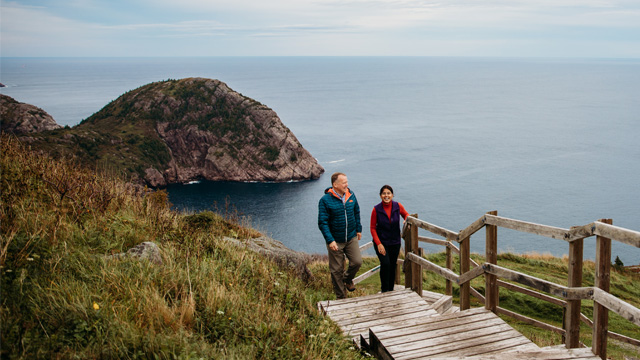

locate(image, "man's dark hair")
[[331, 172, 346, 185]]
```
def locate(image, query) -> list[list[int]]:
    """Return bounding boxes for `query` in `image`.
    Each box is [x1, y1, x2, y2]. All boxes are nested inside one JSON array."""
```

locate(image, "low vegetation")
[[2, 134, 638, 359], [0, 135, 363, 359]]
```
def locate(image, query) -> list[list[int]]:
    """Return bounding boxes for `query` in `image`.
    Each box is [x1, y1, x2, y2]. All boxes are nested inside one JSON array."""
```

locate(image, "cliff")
[[8, 78, 324, 186], [0, 94, 62, 134]]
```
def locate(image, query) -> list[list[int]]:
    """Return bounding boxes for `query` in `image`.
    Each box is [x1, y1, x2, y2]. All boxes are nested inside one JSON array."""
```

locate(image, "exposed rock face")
[[80, 78, 324, 186], [107, 241, 163, 265], [0, 94, 62, 134], [224, 236, 313, 281]]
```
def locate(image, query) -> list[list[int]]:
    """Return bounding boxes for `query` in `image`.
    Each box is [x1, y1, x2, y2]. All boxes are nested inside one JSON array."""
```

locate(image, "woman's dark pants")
[[374, 243, 401, 292]]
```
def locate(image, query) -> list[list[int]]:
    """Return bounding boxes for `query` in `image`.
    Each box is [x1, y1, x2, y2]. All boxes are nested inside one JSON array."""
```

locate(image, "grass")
[[1, 134, 366, 359], [2, 133, 638, 359]]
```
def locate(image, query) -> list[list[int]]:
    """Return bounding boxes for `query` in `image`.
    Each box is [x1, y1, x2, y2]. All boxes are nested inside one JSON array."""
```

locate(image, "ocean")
[[1, 57, 639, 264]]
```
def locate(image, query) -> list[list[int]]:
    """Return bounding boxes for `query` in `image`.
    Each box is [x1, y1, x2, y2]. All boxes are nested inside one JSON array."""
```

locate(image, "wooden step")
[[455, 345, 601, 359], [368, 307, 539, 359], [318, 288, 439, 348]]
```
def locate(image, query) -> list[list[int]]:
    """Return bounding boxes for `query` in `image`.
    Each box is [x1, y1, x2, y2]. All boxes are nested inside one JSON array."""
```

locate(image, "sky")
[[1, 0, 640, 58]]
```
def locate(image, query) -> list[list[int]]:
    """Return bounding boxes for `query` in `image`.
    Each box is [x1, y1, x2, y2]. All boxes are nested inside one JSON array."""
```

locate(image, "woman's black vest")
[[374, 201, 401, 245]]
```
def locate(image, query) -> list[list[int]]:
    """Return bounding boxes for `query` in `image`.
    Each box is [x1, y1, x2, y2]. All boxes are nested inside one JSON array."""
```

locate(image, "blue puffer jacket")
[[318, 187, 362, 244]]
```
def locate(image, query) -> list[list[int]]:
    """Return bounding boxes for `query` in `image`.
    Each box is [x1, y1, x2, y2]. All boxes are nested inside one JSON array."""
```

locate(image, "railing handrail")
[[400, 212, 640, 358], [405, 214, 640, 248]]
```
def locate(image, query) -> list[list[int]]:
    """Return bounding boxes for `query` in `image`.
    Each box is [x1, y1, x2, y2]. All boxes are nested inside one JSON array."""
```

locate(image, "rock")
[[26, 77, 324, 186], [108, 241, 162, 265], [0, 94, 62, 134], [224, 236, 313, 282], [0, 83, 5, 88]]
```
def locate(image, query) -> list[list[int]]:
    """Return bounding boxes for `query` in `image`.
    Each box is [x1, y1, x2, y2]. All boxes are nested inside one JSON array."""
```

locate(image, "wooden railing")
[[401, 211, 640, 360]]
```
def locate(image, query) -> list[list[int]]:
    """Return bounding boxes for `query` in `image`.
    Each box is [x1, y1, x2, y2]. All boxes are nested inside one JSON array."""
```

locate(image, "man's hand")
[[377, 243, 386, 256], [357, 232, 362, 241], [328, 241, 338, 251]]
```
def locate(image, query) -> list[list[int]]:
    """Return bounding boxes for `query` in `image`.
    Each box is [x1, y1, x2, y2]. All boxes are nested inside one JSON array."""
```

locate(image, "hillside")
[[0, 135, 359, 359], [2, 135, 638, 359], [6, 78, 324, 186]]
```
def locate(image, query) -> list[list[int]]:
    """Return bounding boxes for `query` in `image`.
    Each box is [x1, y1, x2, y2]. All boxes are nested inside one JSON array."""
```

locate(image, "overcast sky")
[[2, 0, 639, 57]]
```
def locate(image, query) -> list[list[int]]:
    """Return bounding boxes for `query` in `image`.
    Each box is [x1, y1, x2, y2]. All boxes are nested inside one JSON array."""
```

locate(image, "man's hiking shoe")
[[345, 281, 356, 292]]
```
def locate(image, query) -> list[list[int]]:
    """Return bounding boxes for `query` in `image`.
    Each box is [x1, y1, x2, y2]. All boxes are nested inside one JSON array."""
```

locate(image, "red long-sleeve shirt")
[[370, 202, 409, 246]]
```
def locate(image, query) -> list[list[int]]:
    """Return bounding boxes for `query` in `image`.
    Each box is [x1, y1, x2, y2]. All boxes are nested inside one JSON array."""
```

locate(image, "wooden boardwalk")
[[318, 288, 601, 360]]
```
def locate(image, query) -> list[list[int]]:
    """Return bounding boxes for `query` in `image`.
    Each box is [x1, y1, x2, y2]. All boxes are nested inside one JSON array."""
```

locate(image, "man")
[[318, 172, 363, 299]]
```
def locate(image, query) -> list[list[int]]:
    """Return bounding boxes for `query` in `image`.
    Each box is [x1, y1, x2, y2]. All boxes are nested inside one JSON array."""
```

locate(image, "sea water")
[[1, 57, 639, 264]]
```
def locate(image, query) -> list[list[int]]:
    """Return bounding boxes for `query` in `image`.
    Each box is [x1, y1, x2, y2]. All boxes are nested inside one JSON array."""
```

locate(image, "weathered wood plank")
[[320, 295, 414, 316], [388, 324, 520, 355], [380, 317, 509, 347], [461, 346, 600, 359], [333, 301, 432, 325], [498, 280, 566, 307], [496, 306, 565, 334], [565, 222, 596, 241], [359, 241, 374, 252], [373, 310, 500, 342], [484, 214, 568, 241], [593, 218, 612, 359], [412, 336, 536, 360], [566, 238, 584, 348], [319, 288, 413, 311], [460, 236, 471, 310], [343, 309, 438, 334], [486, 210, 499, 313], [592, 287, 640, 326], [593, 221, 640, 248], [482, 263, 594, 300], [328, 296, 430, 321], [407, 252, 459, 283], [459, 263, 485, 285], [393, 330, 531, 360], [353, 264, 380, 284], [445, 244, 453, 295], [369, 307, 488, 334], [417, 235, 449, 247], [369, 328, 394, 360], [410, 222, 422, 294], [458, 214, 489, 241], [429, 293, 453, 314], [406, 216, 459, 241]]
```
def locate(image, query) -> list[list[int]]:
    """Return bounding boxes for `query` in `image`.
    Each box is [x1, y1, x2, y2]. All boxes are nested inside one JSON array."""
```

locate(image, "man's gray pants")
[[326, 236, 362, 299]]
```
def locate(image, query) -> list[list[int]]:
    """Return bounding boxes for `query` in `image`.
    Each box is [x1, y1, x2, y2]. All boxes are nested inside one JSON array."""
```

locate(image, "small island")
[[1, 78, 324, 186]]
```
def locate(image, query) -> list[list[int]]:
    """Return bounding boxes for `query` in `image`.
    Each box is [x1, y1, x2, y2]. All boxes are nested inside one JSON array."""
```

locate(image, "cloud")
[[1, 0, 639, 56]]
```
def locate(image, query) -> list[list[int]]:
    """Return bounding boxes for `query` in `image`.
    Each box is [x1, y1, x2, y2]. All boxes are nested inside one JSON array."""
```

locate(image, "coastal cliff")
[[0, 94, 62, 134], [4, 78, 324, 186]]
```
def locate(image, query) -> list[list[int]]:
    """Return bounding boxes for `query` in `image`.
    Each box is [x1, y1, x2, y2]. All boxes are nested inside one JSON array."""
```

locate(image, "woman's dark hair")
[[380, 185, 394, 195]]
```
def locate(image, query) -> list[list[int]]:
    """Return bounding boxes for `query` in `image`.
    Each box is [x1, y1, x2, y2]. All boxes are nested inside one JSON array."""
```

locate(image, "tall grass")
[[1, 134, 365, 359]]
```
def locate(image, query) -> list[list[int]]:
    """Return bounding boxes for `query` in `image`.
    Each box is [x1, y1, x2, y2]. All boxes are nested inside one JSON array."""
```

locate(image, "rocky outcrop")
[[79, 78, 324, 186], [107, 241, 162, 265], [0, 94, 62, 134], [224, 236, 313, 281]]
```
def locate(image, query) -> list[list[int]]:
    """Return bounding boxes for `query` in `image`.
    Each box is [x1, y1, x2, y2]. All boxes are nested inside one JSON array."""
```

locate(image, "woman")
[[370, 185, 409, 293]]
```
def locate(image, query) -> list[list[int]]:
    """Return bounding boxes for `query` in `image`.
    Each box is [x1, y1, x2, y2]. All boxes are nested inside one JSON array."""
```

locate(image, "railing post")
[[460, 236, 471, 310], [410, 221, 422, 295], [445, 243, 453, 296], [485, 210, 498, 313], [593, 218, 612, 359], [404, 224, 413, 289], [565, 237, 584, 348]]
